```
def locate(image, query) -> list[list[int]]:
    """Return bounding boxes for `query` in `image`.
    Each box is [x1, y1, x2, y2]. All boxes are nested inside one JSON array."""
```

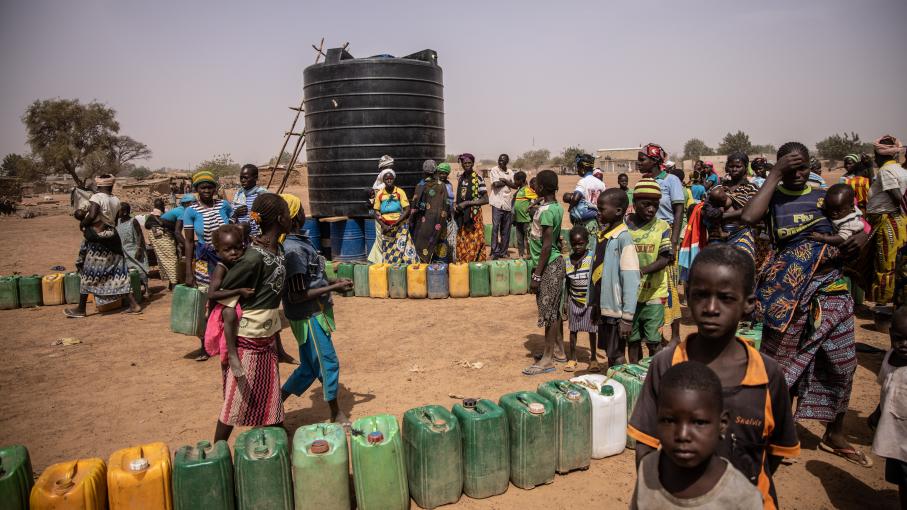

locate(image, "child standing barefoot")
[[630, 361, 763, 509], [213, 194, 292, 442], [870, 306, 907, 509], [564, 226, 598, 372], [279, 194, 355, 425], [524, 170, 565, 376]]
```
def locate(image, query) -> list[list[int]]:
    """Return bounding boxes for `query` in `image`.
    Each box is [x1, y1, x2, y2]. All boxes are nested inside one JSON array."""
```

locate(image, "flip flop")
[[64, 309, 86, 318], [534, 354, 568, 363], [522, 364, 555, 376], [588, 360, 602, 373], [194, 353, 210, 362], [818, 441, 873, 468], [563, 360, 578, 372]]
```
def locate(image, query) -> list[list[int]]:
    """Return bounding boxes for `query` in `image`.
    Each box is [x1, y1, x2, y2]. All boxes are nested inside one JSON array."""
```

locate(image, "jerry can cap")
[[462, 398, 478, 409], [566, 390, 582, 401], [367, 431, 384, 444], [309, 440, 330, 454], [600, 385, 614, 396], [528, 402, 545, 415], [129, 458, 150, 471]]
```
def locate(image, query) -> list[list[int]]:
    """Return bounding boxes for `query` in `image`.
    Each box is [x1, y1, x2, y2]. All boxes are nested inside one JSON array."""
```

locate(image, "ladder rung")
[[284, 131, 304, 136], [288, 107, 304, 112]]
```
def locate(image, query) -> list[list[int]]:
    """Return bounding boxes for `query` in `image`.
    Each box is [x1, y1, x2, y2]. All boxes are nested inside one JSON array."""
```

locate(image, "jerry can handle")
[[516, 395, 530, 408]]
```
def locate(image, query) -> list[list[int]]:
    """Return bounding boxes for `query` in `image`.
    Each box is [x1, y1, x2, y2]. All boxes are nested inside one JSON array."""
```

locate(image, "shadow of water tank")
[[304, 48, 445, 218]]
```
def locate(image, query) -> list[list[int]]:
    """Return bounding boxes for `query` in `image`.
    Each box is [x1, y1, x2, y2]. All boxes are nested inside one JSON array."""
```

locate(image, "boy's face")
[[597, 196, 624, 225], [570, 233, 588, 255], [688, 263, 754, 341], [514, 175, 526, 187], [618, 175, 628, 189], [217, 232, 244, 264], [239, 167, 258, 189], [890, 314, 907, 360], [822, 193, 854, 221], [633, 197, 659, 223], [657, 388, 728, 469]]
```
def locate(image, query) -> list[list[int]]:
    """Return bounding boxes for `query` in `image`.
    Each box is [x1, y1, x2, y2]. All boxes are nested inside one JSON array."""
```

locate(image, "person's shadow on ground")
[[283, 382, 375, 430], [804, 459, 898, 509]]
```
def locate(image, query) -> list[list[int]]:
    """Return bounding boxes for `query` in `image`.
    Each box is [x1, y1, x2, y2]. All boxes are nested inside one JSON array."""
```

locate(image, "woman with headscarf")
[[841, 153, 871, 214], [708, 152, 760, 259], [864, 135, 907, 305], [410, 159, 454, 262], [703, 161, 720, 189], [116, 202, 150, 297], [182, 170, 235, 291], [454, 153, 489, 262], [146, 193, 195, 287], [373, 163, 419, 264]]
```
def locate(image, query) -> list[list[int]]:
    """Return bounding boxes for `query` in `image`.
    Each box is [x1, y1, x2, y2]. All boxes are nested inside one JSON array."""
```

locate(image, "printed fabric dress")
[[374, 186, 419, 264], [410, 178, 453, 263], [455, 171, 488, 262], [217, 244, 287, 426]]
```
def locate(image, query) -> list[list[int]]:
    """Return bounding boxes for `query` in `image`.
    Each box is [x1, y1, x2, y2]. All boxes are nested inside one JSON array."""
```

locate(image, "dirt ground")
[[0, 170, 900, 509]]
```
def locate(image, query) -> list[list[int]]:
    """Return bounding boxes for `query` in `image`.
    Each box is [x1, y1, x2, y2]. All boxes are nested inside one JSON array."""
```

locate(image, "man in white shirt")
[[489, 153, 518, 259], [574, 154, 606, 205]]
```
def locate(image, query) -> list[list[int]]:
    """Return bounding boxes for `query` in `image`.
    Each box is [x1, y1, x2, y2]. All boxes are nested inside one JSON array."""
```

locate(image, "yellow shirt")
[[374, 187, 410, 223]]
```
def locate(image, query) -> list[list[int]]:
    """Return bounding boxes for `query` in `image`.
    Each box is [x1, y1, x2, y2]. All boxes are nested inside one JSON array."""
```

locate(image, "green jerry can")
[[0, 445, 33, 510], [292, 423, 350, 510], [451, 398, 510, 499], [498, 391, 556, 489], [468, 262, 491, 297], [388, 264, 408, 299], [173, 440, 235, 510], [607, 364, 648, 448], [0, 276, 19, 310], [737, 323, 763, 351], [234, 427, 293, 510], [170, 284, 207, 336], [537, 380, 592, 473], [64, 272, 81, 304], [489, 260, 510, 297], [353, 263, 370, 297], [483, 224, 492, 245], [129, 269, 142, 303], [18, 275, 42, 307], [403, 405, 463, 509], [351, 414, 408, 510], [337, 263, 355, 297], [527, 258, 537, 280], [508, 259, 528, 295], [324, 260, 338, 283]]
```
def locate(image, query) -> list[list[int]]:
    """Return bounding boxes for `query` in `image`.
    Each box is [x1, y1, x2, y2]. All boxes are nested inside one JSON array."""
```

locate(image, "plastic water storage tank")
[[304, 48, 445, 218]]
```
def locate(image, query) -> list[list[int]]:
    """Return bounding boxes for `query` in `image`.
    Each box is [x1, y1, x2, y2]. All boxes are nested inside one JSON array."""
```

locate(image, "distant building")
[[596, 147, 640, 174]]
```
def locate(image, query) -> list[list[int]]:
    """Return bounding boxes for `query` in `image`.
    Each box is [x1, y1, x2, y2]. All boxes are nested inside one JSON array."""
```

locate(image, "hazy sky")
[[2, 0, 906, 169]]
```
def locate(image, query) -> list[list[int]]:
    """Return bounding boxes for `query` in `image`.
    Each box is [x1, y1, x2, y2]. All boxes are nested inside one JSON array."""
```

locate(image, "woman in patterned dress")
[[454, 153, 489, 262]]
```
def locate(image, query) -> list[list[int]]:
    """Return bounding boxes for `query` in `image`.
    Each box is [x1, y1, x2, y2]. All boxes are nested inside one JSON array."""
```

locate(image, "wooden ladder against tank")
[[267, 39, 350, 194]]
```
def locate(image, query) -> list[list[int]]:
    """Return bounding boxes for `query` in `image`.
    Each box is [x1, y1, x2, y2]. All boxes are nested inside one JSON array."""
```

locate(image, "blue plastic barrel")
[[427, 263, 449, 299], [364, 220, 377, 255], [330, 219, 366, 261], [303, 218, 321, 253]]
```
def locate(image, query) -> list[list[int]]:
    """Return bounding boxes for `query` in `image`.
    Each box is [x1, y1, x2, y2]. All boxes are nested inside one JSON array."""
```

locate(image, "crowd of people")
[[62, 135, 907, 508]]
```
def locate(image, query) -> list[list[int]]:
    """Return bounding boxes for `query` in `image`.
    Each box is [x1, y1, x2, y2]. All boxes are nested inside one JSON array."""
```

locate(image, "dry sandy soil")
[[0, 171, 900, 509]]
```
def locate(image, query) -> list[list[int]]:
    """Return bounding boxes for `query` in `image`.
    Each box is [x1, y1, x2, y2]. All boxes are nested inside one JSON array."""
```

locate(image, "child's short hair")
[[562, 192, 576, 204], [689, 244, 755, 295], [658, 361, 723, 412], [536, 169, 558, 193], [599, 187, 629, 210], [618, 172, 628, 179], [212, 224, 244, 251], [569, 224, 589, 241], [514, 170, 527, 182], [825, 183, 855, 205]]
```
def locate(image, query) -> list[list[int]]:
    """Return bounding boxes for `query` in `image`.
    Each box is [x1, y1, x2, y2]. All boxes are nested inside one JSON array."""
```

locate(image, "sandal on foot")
[[522, 364, 555, 376], [64, 309, 86, 318], [534, 354, 568, 363], [564, 360, 578, 372], [588, 360, 602, 373], [818, 441, 873, 467], [194, 353, 210, 362]]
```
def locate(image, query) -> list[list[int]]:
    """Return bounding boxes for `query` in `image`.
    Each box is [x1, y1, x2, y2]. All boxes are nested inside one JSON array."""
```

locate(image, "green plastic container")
[[170, 284, 207, 336], [508, 259, 528, 295], [353, 263, 370, 297], [403, 405, 463, 509], [509, 225, 518, 248], [527, 259, 538, 280], [351, 414, 408, 510], [173, 440, 235, 510], [292, 423, 350, 510], [129, 269, 142, 303], [537, 380, 592, 473], [498, 391, 555, 489], [483, 224, 492, 245], [607, 364, 648, 448], [17, 275, 42, 307], [337, 263, 355, 297], [324, 261, 338, 283], [737, 323, 763, 351], [0, 445, 33, 510], [468, 262, 490, 297], [234, 427, 293, 510], [489, 260, 510, 297], [388, 264, 407, 299], [64, 272, 81, 304], [451, 399, 510, 499], [0, 276, 19, 310]]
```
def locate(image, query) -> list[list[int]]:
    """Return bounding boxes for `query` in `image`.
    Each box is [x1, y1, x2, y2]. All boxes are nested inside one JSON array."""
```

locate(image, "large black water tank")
[[304, 48, 445, 218]]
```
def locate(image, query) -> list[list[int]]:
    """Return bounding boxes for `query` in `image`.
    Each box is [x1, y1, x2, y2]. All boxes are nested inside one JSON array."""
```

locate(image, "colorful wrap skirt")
[[865, 213, 907, 305], [536, 256, 566, 328], [220, 334, 284, 426], [78, 236, 131, 306]]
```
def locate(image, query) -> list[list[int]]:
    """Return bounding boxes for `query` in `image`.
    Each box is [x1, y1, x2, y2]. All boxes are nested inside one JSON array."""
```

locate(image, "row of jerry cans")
[[0, 272, 142, 310], [1, 378, 628, 510], [324, 260, 532, 299]]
